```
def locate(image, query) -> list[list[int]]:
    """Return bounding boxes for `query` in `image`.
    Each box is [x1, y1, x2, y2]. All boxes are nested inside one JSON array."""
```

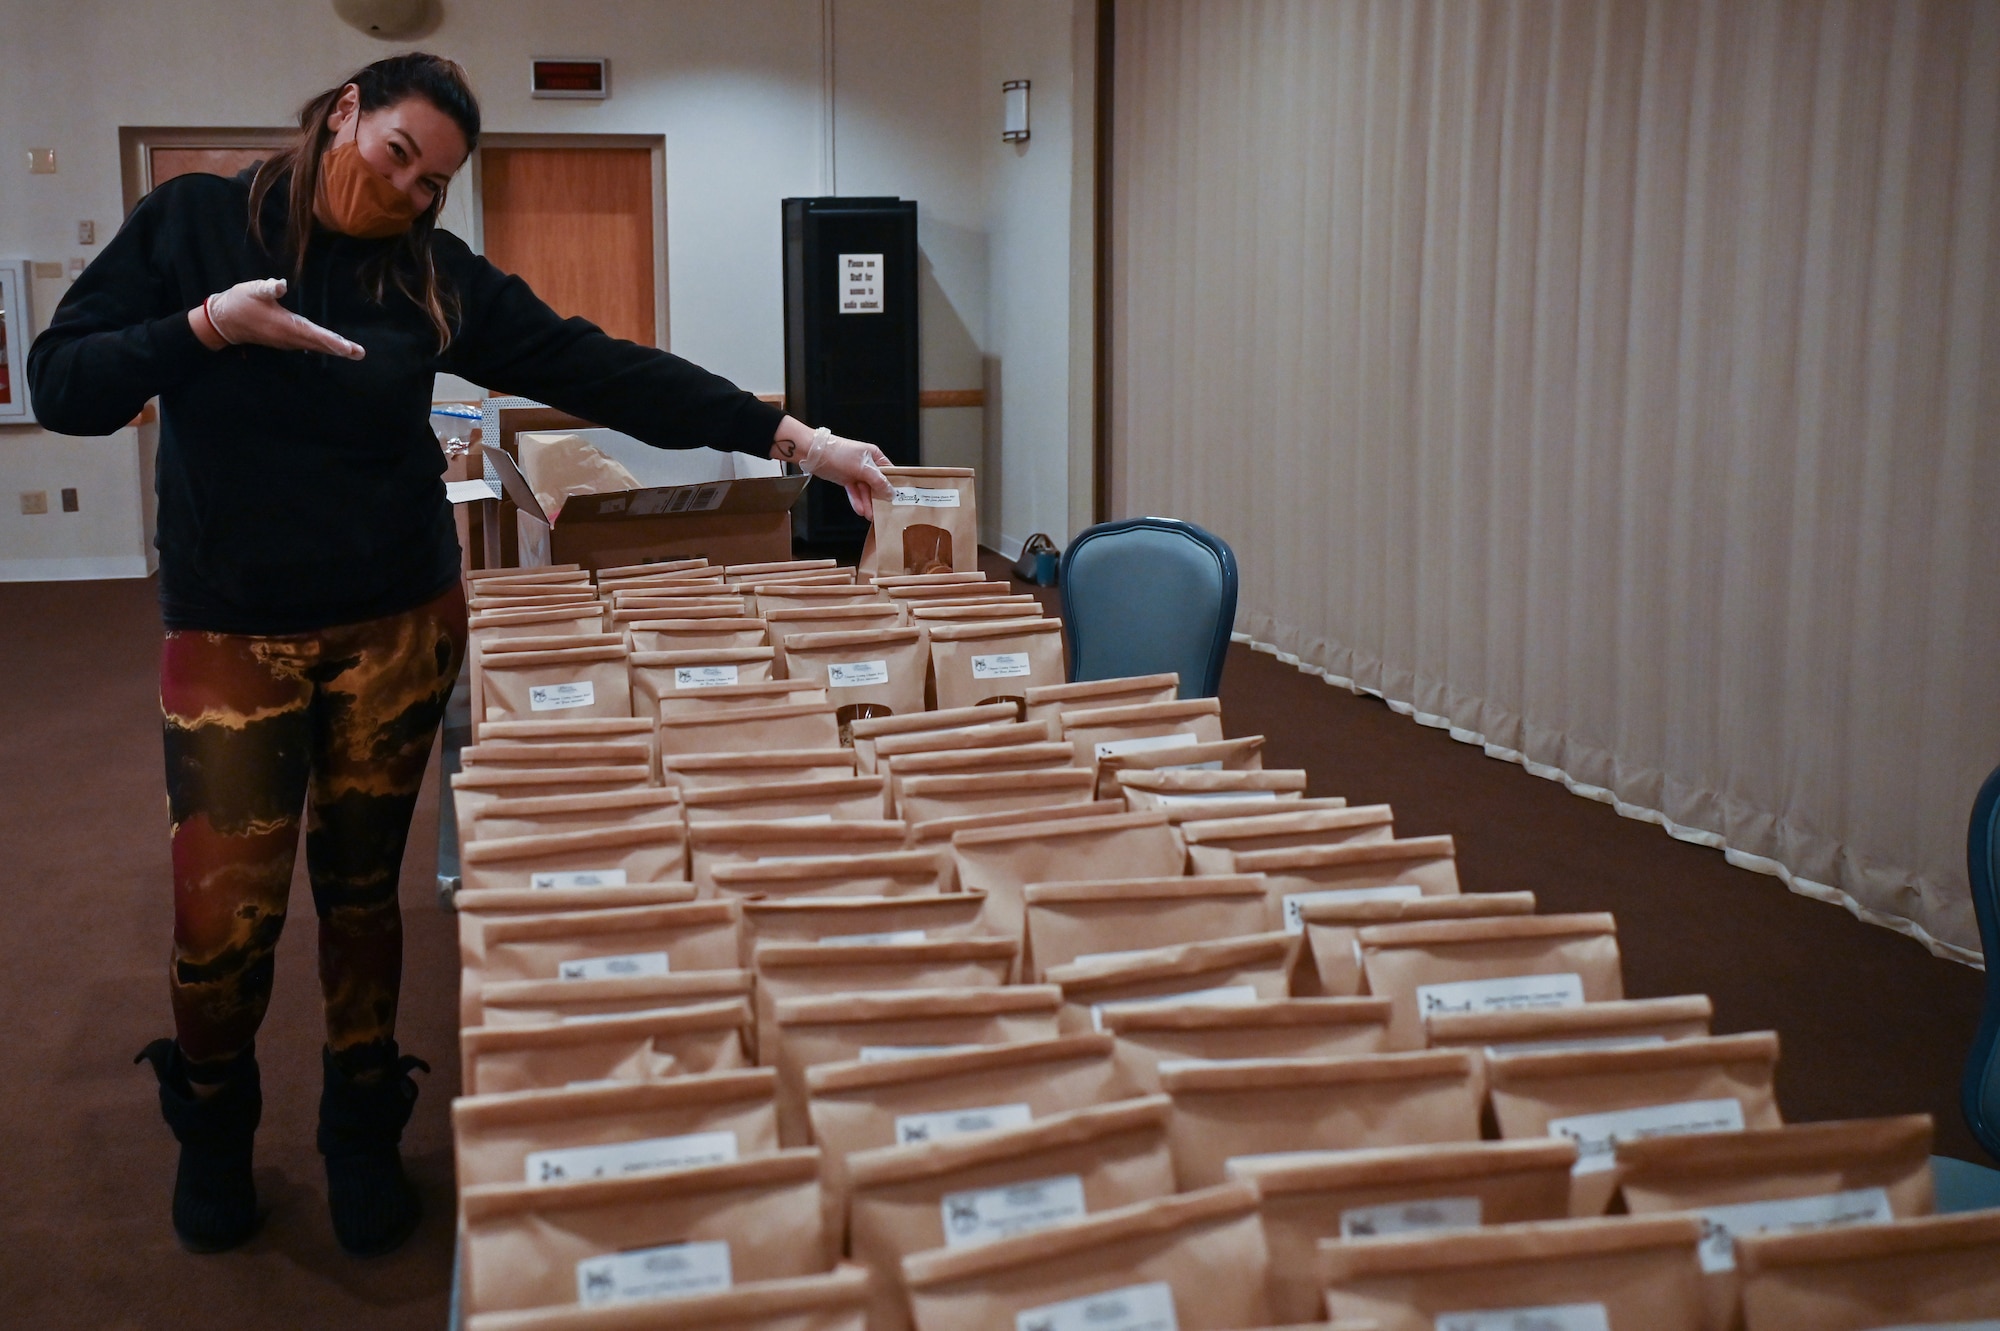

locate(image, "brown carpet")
[[0, 564, 1988, 1325]]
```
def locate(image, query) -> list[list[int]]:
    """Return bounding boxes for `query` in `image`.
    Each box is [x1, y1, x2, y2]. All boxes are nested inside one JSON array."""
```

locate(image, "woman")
[[28, 52, 889, 1257]]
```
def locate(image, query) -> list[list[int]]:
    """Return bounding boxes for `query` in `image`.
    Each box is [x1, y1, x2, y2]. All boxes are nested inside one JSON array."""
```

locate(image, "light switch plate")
[[20, 492, 49, 515], [27, 148, 56, 174], [68, 257, 85, 280], [77, 220, 95, 244], [32, 262, 60, 279]]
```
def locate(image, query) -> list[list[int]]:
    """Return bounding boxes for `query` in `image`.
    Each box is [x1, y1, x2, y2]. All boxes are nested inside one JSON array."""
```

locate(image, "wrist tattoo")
[[775, 439, 797, 460]]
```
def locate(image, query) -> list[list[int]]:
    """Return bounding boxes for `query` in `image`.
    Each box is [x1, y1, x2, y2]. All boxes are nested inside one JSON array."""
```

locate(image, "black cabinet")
[[782, 196, 920, 543]]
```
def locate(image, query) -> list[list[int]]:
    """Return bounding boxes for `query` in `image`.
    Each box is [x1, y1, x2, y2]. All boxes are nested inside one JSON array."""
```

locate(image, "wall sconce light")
[[1002, 80, 1031, 143]]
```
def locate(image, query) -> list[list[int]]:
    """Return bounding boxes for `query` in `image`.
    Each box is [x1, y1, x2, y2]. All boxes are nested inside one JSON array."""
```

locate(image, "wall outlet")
[[77, 220, 95, 245], [68, 257, 85, 281], [60, 488, 79, 512], [20, 491, 49, 515], [27, 148, 56, 174]]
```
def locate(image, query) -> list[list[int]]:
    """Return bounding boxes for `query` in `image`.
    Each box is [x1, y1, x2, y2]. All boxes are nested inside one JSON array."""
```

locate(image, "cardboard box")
[[478, 398, 805, 573]]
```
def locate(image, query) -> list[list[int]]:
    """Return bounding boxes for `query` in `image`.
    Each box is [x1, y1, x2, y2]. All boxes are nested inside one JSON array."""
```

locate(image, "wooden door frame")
[[475, 133, 669, 351], [118, 126, 294, 215]]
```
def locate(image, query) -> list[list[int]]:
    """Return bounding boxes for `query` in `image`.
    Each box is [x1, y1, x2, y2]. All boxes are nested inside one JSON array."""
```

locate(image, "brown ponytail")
[[248, 52, 482, 353]]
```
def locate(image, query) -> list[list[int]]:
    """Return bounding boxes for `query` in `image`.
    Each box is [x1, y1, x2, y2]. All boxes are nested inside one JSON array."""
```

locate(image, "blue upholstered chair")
[[1937, 762, 2000, 1210], [1058, 517, 1238, 699]]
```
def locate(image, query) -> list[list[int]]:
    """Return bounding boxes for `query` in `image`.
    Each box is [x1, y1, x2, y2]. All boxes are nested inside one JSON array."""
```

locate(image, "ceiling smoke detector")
[[333, 0, 437, 39]]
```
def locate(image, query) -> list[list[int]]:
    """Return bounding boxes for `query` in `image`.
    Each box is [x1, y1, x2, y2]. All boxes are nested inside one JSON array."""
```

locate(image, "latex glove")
[[800, 428, 893, 520], [198, 278, 365, 360]]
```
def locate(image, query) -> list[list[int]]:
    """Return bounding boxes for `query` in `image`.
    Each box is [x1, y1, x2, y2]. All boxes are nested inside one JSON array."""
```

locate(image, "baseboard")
[[995, 533, 1027, 561], [0, 555, 153, 582]]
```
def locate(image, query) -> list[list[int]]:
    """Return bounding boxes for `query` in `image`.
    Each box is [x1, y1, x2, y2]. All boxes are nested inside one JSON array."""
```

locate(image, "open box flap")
[[486, 443, 805, 527]]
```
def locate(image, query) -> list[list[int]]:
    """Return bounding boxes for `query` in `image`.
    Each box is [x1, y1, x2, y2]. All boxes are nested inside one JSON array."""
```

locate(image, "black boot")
[[134, 1038, 262, 1253], [318, 1041, 428, 1256]]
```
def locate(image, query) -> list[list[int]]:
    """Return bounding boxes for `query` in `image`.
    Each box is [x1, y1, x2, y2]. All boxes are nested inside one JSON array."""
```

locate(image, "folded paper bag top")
[[1735, 1206, 2000, 1331], [1100, 735, 1268, 785], [475, 968, 752, 1027], [1231, 1137, 1579, 1323], [1042, 931, 1297, 1033], [896, 768, 1098, 826], [461, 739, 653, 769], [459, 1266, 874, 1331], [678, 775, 888, 825], [655, 680, 832, 720], [1295, 887, 1525, 998], [457, 822, 690, 895], [459, 998, 752, 1096], [626, 618, 770, 654], [900, 1181, 1272, 1331], [752, 936, 1018, 1067], [1098, 996, 1396, 1090], [1158, 1049, 1484, 1188], [662, 748, 856, 790], [1319, 1213, 1708, 1331], [1182, 805, 1398, 874], [849, 702, 1023, 771], [1024, 673, 1181, 730], [478, 716, 654, 744], [738, 891, 994, 965], [656, 703, 842, 762], [1023, 874, 1274, 978], [1425, 992, 1715, 1053], [710, 850, 946, 901], [686, 820, 910, 895]]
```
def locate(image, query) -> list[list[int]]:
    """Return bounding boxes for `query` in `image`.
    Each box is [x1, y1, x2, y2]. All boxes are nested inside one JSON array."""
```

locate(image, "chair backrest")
[[1965, 762, 2000, 1160], [1058, 516, 1238, 698]]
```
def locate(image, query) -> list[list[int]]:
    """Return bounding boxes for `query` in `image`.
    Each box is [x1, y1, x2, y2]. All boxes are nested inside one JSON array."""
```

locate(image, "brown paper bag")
[[1098, 996, 1396, 1091], [613, 592, 746, 616], [1233, 1138, 1579, 1323], [927, 620, 1066, 715], [1618, 1114, 1935, 1331], [1737, 1208, 2000, 1331], [681, 776, 889, 825], [869, 571, 988, 590], [664, 749, 856, 791], [1426, 993, 1715, 1055], [767, 984, 1061, 1147], [805, 1034, 1141, 1250], [1060, 698, 1226, 784], [861, 468, 979, 575], [871, 720, 1055, 764], [453, 1066, 781, 1189], [460, 823, 690, 895], [1045, 932, 1298, 1034], [780, 627, 932, 741], [658, 704, 843, 764], [710, 851, 947, 904], [755, 587, 891, 616], [474, 899, 742, 994], [739, 892, 994, 965], [884, 742, 1081, 816], [751, 937, 1018, 1062], [909, 603, 1051, 626], [470, 604, 607, 637], [766, 604, 903, 672], [628, 619, 771, 654], [461, 740, 655, 772], [453, 765, 655, 850], [848, 1097, 1178, 1331], [1297, 890, 1531, 999], [462, 999, 753, 1095], [1023, 875, 1273, 979], [1183, 806, 1397, 875], [457, 883, 700, 976], [896, 593, 1041, 624], [849, 703, 1021, 773], [472, 788, 685, 842], [726, 558, 844, 584], [894, 769, 1097, 826], [1487, 1031, 1785, 1216], [907, 799, 1126, 862], [657, 681, 832, 719], [478, 969, 753, 1026], [461, 1267, 873, 1331], [632, 649, 778, 714], [1359, 912, 1625, 1051], [596, 556, 713, 582], [461, 1149, 828, 1316], [1099, 735, 1267, 785], [484, 644, 634, 723], [902, 1182, 1272, 1331], [952, 811, 1184, 977], [687, 821, 910, 897], [1320, 1214, 1707, 1331], [1161, 1049, 1483, 1187], [1023, 673, 1181, 732], [1119, 766, 1311, 811], [479, 717, 655, 745]]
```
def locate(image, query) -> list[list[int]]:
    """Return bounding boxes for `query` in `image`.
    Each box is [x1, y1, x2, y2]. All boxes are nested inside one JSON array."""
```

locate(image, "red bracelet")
[[201, 294, 235, 347]]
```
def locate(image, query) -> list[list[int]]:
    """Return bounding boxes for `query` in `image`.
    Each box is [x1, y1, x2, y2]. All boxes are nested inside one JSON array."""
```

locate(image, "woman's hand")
[[189, 278, 365, 360], [771, 417, 892, 520]]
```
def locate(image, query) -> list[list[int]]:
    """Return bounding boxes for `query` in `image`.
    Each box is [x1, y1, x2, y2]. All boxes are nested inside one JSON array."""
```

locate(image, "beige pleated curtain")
[[1108, 0, 2000, 961]]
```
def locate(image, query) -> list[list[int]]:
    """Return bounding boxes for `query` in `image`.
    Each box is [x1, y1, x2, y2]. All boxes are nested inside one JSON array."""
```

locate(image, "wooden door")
[[149, 146, 272, 187], [480, 147, 657, 346]]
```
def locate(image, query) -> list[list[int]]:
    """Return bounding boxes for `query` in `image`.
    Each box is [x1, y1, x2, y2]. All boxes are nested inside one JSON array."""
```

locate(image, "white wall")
[[0, 0, 1091, 574]]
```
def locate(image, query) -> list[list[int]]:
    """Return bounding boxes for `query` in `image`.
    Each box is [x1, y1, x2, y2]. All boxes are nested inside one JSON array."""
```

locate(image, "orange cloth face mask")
[[318, 138, 423, 239]]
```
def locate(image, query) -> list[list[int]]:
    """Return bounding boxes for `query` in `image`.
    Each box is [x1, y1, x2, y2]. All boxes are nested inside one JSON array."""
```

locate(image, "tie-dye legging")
[[160, 583, 467, 1073]]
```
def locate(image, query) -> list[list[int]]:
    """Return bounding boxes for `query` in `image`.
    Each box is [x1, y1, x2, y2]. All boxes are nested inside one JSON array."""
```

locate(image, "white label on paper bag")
[[1693, 1186, 1894, 1273], [1162, 760, 1224, 771], [891, 485, 960, 507], [894, 1102, 1031, 1144], [675, 665, 740, 688], [1016, 1282, 1178, 1331], [1549, 1098, 1747, 1174], [526, 1130, 738, 1184], [1281, 884, 1425, 932], [1486, 1035, 1668, 1056], [941, 1173, 1087, 1248], [1095, 733, 1200, 759], [1434, 1305, 1609, 1331], [530, 869, 629, 890], [1417, 972, 1585, 1020], [577, 1239, 732, 1307], [859, 1043, 980, 1063], [558, 952, 671, 982], [828, 659, 890, 687], [840, 253, 883, 313], [1339, 1195, 1482, 1239], [1156, 791, 1281, 808], [529, 681, 596, 711], [971, 652, 1033, 680], [1090, 984, 1259, 1030], [819, 929, 927, 946]]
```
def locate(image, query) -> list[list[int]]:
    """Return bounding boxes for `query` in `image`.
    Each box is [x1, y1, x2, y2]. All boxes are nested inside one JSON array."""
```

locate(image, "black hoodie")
[[27, 167, 783, 634]]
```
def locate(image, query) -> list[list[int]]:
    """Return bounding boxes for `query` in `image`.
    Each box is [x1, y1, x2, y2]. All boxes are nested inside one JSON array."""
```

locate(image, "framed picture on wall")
[[0, 258, 34, 423]]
